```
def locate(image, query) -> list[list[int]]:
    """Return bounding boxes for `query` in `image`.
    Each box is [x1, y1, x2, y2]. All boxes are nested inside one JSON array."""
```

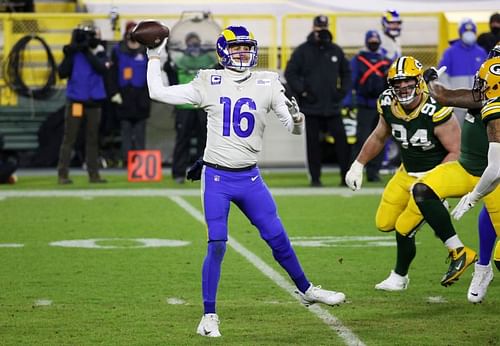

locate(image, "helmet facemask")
[[216, 26, 258, 72], [472, 74, 487, 102], [390, 77, 421, 105], [387, 56, 425, 106], [226, 42, 257, 72]]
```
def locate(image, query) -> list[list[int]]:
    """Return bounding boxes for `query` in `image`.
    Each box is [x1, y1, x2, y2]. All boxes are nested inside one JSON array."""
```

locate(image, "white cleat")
[[467, 263, 494, 304], [375, 270, 409, 291], [297, 284, 346, 306], [196, 313, 221, 337]]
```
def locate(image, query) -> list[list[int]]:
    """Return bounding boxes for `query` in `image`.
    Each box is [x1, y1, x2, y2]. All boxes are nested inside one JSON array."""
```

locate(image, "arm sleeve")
[[147, 58, 202, 105], [57, 46, 74, 79], [283, 49, 305, 96], [338, 50, 352, 95], [84, 49, 108, 75], [470, 142, 500, 201], [107, 48, 120, 96]]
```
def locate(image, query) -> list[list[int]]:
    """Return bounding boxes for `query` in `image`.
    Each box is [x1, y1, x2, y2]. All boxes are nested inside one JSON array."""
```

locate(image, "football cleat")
[[467, 263, 494, 304], [441, 246, 477, 287], [296, 284, 346, 306], [375, 270, 409, 291], [196, 313, 221, 337]]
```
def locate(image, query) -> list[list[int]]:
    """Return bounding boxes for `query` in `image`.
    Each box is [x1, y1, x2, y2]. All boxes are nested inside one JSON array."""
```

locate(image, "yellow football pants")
[[376, 161, 500, 237]]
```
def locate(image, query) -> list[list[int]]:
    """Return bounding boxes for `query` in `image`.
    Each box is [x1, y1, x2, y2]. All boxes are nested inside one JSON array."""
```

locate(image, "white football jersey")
[[380, 33, 402, 62], [147, 59, 301, 168]]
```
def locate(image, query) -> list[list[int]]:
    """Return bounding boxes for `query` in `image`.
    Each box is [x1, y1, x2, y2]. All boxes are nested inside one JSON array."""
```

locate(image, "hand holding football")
[[131, 20, 169, 48]]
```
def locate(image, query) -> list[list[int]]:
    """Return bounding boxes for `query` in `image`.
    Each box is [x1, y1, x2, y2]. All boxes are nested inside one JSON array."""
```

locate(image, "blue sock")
[[478, 207, 496, 265], [265, 232, 310, 293], [202, 240, 226, 314]]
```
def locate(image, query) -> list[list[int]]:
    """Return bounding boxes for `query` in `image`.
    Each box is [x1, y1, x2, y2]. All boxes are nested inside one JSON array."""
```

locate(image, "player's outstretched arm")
[[146, 39, 201, 106], [452, 120, 500, 220], [345, 116, 390, 190]]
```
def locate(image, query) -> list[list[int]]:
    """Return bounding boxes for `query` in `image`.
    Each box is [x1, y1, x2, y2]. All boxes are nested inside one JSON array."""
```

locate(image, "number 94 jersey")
[[376, 89, 454, 173], [192, 69, 293, 168]]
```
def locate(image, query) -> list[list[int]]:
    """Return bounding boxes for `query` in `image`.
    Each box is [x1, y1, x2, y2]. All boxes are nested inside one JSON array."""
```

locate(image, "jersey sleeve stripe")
[[432, 106, 453, 123], [481, 101, 500, 123]]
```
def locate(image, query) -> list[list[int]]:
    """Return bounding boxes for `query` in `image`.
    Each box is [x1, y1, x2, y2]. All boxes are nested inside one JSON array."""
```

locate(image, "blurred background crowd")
[[0, 0, 498, 185]]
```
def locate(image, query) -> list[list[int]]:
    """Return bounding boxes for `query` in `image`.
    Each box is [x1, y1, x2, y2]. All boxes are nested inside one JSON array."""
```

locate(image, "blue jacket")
[[65, 51, 107, 102], [438, 40, 487, 89], [343, 49, 390, 109], [112, 43, 148, 88]]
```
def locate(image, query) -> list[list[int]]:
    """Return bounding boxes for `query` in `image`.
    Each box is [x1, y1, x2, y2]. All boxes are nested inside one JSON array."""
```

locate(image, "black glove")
[[423, 67, 439, 83], [186, 159, 203, 181]]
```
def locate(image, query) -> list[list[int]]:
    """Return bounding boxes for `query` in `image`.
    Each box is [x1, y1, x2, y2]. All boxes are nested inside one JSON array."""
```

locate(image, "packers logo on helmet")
[[473, 57, 500, 101], [387, 56, 425, 105], [216, 26, 258, 71]]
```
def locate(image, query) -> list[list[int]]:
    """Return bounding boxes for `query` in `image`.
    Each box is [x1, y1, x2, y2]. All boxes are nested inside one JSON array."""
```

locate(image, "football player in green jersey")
[[421, 54, 500, 302], [345, 56, 469, 291]]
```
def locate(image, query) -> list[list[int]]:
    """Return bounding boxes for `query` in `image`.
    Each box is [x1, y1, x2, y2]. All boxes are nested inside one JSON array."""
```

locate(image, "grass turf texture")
[[0, 171, 498, 345]]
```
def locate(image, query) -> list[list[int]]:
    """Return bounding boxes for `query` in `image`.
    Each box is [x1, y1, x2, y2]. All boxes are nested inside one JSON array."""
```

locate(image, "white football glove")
[[436, 66, 447, 77], [111, 93, 123, 105], [146, 38, 167, 59], [450, 192, 477, 220], [345, 160, 364, 191], [285, 96, 303, 123]]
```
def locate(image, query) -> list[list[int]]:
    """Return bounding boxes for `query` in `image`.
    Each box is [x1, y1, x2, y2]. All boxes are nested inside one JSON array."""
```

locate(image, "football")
[[130, 20, 169, 48]]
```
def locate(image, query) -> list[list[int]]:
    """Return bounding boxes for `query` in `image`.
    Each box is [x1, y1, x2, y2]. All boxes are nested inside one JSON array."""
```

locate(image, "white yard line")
[[1, 187, 371, 345], [169, 195, 366, 346], [0, 187, 383, 199]]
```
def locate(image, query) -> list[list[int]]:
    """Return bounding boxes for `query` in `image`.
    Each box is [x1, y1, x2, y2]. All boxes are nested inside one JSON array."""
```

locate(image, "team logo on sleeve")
[[211, 75, 222, 85], [256, 79, 271, 85]]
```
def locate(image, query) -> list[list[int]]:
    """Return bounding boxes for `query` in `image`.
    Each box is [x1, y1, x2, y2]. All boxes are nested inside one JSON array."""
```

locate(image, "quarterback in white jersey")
[[380, 10, 402, 62], [147, 25, 346, 338]]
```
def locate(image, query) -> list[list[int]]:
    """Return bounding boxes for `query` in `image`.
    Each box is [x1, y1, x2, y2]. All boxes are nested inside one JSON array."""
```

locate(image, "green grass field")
[[0, 171, 498, 345]]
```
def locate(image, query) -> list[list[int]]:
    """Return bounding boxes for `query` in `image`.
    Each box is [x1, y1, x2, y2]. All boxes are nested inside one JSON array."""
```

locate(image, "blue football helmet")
[[216, 26, 258, 71], [382, 10, 402, 38]]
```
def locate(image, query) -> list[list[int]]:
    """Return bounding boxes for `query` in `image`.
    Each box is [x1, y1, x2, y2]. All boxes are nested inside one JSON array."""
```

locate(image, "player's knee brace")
[[412, 182, 439, 203]]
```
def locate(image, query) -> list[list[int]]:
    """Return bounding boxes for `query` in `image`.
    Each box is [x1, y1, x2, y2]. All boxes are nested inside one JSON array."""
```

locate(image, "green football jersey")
[[459, 97, 500, 176], [377, 90, 454, 173]]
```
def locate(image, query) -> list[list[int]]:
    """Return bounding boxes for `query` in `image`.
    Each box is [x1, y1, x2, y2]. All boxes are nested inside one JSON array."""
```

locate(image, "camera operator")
[[57, 25, 110, 184]]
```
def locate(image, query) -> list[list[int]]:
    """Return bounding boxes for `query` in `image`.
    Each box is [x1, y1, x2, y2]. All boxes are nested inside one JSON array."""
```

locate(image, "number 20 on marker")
[[127, 150, 162, 182]]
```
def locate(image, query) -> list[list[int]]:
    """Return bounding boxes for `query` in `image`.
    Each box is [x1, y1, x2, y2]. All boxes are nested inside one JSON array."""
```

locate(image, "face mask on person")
[[367, 42, 380, 52], [492, 26, 500, 36], [186, 42, 201, 57], [315, 29, 332, 45], [462, 31, 477, 46]]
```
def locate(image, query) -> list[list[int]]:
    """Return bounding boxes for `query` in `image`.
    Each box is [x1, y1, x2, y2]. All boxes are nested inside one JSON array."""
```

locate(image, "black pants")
[[305, 115, 349, 184], [172, 108, 207, 179], [57, 102, 101, 178], [0, 161, 16, 183], [351, 105, 383, 180], [121, 119, 147, 163]]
